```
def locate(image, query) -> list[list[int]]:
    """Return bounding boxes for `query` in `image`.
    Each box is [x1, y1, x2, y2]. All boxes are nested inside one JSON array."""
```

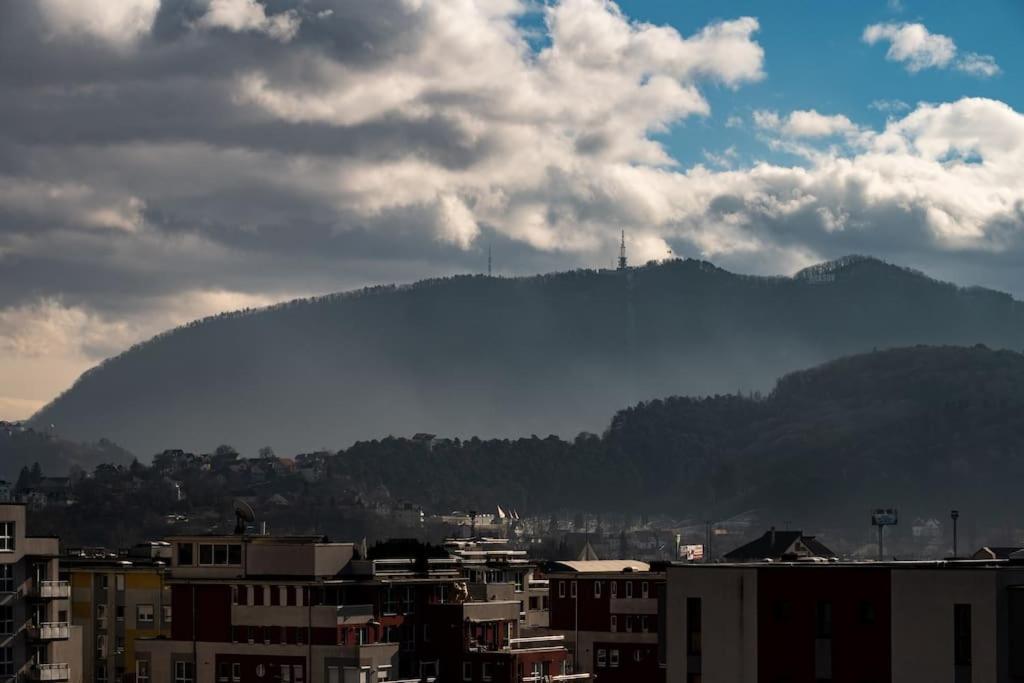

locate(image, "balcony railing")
[[26, 622, 70, 641], [509, 635, 565, 652], [36, 581, 70, 599], [31, 664, 71, 681]]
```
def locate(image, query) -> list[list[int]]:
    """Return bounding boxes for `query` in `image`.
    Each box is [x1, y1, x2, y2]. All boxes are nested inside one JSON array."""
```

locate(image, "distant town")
[[2, 418, 1024, 682]]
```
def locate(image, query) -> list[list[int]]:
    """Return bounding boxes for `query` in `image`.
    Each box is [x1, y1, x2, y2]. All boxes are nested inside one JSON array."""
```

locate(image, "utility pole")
[[951, 509, 960, 559]]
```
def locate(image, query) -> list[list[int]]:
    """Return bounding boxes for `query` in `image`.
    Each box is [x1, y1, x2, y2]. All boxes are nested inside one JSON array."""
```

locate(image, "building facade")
[[665, 560, 1024, 683], [546, 561, 664, 683]]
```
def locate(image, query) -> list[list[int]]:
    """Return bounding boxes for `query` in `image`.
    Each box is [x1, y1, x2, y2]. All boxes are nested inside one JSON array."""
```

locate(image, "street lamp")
[[951, 510, 960, 559]]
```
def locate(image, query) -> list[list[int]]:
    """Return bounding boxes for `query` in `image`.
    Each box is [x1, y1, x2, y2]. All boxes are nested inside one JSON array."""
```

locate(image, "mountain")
[[334, 345, 1024, 530], [0, 423, 135, 481], [31, 255, 1024, 455]]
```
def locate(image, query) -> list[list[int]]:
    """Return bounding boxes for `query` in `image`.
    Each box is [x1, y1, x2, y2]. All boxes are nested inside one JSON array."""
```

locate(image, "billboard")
[[871, 508, 898, 526], [679, 544, 704, 561]]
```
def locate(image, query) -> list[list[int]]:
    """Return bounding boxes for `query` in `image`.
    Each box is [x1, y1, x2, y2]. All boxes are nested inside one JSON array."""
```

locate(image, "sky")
[[1, 0, 1023, 419]]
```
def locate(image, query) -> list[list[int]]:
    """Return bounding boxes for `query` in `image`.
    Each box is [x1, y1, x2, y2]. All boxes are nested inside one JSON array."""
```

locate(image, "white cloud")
[[36, 0, 159, 47], [754, 109, 860, 138], [198, 0, 301, 42], [869, 99, 911, 114], [863, 22, 999, 78], [957, 53, 1000, 78]]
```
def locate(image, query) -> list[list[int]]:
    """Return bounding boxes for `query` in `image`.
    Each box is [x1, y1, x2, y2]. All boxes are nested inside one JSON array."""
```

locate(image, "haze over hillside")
[[31, 256, 1024, 456]]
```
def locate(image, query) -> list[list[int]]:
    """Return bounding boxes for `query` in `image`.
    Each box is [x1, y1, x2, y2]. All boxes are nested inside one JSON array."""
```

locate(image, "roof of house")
[[548, 560, 651, 573], [972, 546, 1022, 560], [724, 529, 836, 561]]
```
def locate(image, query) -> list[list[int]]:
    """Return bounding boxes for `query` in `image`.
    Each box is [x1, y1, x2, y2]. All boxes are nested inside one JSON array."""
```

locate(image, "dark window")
[[228, 545, 242, 565], [773, 601, 792, 622], [213, 545, 228, 565], [859, 601, 876, 625], [1010, 587, 1024, 678], [254, 586, 264, 606], [954, 603, 972, 683], [198, 544, 214, 565], [686, 597, 702, 656], [286, 586, 296, 606], [270, 586, 280, 607], [178, 543, 193, 566], [815, 602, 833, 638]]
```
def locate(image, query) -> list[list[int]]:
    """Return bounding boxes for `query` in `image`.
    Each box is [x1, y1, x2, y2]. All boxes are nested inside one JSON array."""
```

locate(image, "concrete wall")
[[891, 568, 999, 683], [665, 566, 758, 683]]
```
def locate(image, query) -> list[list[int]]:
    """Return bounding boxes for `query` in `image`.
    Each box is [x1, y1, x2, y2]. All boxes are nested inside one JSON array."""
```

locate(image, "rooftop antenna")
[[617, 230, 628, 270], [233, 499, 256, 535], [487, 244, 492, 277]]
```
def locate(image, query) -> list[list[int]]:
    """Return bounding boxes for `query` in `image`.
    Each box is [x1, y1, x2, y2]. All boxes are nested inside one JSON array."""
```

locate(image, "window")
[[174, 661, 194, 683], [96, 665, 108, 683], [97, 634, 108, 657], [116, 605, 124, 621], [686, 598, 702, 656], [419, 662, 438, 678], [0, 606, 11, 635], [610, 649, 620, 668], [773, 600, 792, 623], [136, 661, 150, 683], [859, 601, 876, 625], [641, 582, 649, 599], [481, 662, 492, 681], [286, 586, 296, 606], [0, 647, 11, 677], [625, 581, 633, 598], [403, 586, 415, 613], [96, 604, 107, 629], [254, 586, 264, 606], [270, 585, 280, 607], [596, 649, 607, 668], [198, 544, 241, 566], [115, 574, 125, 592], [100, 575, 109, 591], [0, 565, 12, 592], [292, 665, 303, 683], [610, 615, 617, 632], [641, 616, 649, 632], [559, 581, 566, 598], [137, 604, 154, 625], [281, 665, 290, 683], [514, 573, 524, 592], [815, 602, 833, 638], [463, 662, 472, 681], [570, 581, 577, 598], [594, 581, 602, 598], [218, 662, 230, 683], [162, 605, 172, 624], [383, 589, 398, 615], [954, 604, 972, 674], [232, 663, 240, 682], [0, 522, 14, 552], [611, 581, 618, 598], [634, 650, 643, 663], [625, 616, 633, 633], [177, 543, 193, 566], [423, 624, 431, 642]]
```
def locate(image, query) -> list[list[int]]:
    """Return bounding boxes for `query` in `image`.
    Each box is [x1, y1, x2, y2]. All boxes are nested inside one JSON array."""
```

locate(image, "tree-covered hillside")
[[32, 256, 1024, 455]]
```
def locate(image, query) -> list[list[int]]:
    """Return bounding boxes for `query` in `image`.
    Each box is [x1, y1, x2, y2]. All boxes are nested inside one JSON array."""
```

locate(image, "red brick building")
[[546, 560, 665, 683]]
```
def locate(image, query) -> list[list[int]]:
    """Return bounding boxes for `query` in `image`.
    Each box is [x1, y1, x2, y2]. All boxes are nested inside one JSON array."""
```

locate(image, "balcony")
[[26, 622, 70, 641], [29, 664, 71, 681], [27, 581, 70, 600]]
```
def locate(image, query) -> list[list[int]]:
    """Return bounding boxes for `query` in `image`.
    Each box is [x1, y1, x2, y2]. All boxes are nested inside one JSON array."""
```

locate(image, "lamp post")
[[951, 509, 960, 559]]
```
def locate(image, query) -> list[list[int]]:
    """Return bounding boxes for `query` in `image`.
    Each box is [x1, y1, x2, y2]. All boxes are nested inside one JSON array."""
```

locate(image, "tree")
[[259, 446, 277, 460]]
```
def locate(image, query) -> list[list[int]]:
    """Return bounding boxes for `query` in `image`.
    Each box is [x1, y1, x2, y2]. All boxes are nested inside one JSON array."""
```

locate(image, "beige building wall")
[[665, 566, 758, 683], [891, 568, 998, 683]]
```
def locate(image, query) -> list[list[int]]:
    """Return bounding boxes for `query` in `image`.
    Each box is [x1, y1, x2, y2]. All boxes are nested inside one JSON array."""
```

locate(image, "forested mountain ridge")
[[31, 255, 1024, 455], [0, 423, 134, 481]]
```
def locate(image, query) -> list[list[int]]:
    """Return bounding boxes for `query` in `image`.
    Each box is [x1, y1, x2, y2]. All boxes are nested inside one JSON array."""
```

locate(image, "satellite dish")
[[233, 499, 256, 535]]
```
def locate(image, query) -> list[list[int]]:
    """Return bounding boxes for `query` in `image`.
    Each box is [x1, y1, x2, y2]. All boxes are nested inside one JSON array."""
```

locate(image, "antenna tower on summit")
[[617, 230, 628, 270], [487, 244, 492, 277]]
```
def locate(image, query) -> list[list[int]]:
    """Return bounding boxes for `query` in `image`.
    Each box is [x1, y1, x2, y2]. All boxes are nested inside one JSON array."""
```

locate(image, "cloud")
[[1, 1, 1023, 418], [35, 0, 159, 47], [863, 22, 999, 77], [197, 0, 301, 42], [869, 99, 911, 114]]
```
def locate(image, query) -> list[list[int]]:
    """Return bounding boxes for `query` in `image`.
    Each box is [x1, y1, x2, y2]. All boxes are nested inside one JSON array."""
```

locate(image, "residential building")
[[665, 559, 1024, 683], [63, 543, 171, 683], [722, 528, 836, 563], [0, 503, 81, 683], [443, 538, 549, 628], [546, 560, 665, 683]]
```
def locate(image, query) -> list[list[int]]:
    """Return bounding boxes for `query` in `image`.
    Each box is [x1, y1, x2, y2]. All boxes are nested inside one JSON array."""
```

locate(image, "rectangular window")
[[115, 574, 125, 591], [177, 543, 193, 566], [270, 585, 280, 607], [254, 586, 264, 606], [610, 649, 620, 668], [463, 662, 472, 681], [162, 605, 172, 624], [641, 615, 649, 632], [232, 663, 240, 683], [816, 602, 833, 638], [596, 649, 607, 668], [97, 634, 108, 657], [481, 663, 492, 681], [100, 575, 109, 590], [570, 581, 577, 598], [641, 582, 649, 599], [116, 605, 124, 621], [136, 661, 150, 683], [218, 662, 230, 683], [96, 604, 107, 630], [594, 581, 602, 598], [625, 581, 633, 598], [610, 581, 617, 598], [559, 581, 566, 598], [514, 573, 524, 592], [0, 522, 14, 552], [0, 606, 12, 635], [0, 647, 11, 677], [625, 616, 633, 633], [610, 615, 617, 632], [383, 588, 398, 615], [174, 661, 194, 683], [281, 666, 290, 683], [292, 665, 304, 683], [96, 665, 108, 683], [0, 566, 13, 592], [859, 600, 876, 625], [137, 604, 154, 624], [955, 603, 972, 682], [423, 624, 430, 642], [403, 586, 415, 614], [286, 586, 296, 606], [228, 545, 242, 565], [686, 598, 702, 656]]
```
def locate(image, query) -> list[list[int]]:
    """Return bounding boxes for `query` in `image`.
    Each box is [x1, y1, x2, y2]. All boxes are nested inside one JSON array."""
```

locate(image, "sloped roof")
[[724, 529, 835, 561], [972, 546, 1022, 560], [576, 539, 600, 562]]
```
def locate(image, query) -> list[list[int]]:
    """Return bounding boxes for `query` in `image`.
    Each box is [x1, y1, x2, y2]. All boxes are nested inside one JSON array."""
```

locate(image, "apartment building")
[[546, 560, 665, 683], [64, 543, 171, 683], [135, 534, 575, 683], [443, 538, 550, 628], [665, 560, 1024, 683], [0, 503, 80, 683]]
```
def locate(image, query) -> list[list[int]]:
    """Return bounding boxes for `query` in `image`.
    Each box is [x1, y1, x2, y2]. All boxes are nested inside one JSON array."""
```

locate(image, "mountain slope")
[[0, 423, 134, 481], [31, 256, 1024, 455]]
